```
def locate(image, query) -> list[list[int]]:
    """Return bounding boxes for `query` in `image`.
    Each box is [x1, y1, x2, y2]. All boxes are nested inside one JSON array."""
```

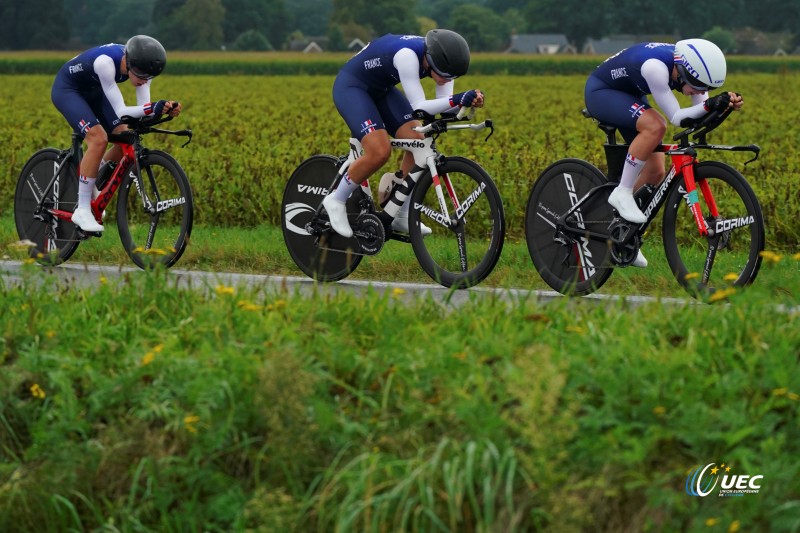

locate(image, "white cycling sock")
[[77, 175, 96, 209], [332, 173, 359, 202], [619, 154, 645, 189]]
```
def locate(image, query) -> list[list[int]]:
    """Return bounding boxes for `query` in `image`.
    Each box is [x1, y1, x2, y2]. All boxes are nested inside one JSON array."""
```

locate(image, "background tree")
[[222, 0, 288, 51], [232, 30, 272, 51], [0, 0, 69, 49], [703, 26, 737, 53], [286, 0, 332, 37], [450, 5, 510, 51], [156, 0, 225, 50], [330, 0, 419, 37]]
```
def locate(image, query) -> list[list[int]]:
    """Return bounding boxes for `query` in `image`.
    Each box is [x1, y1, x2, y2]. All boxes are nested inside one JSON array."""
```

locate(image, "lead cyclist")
[[322, 29, 485, 238], [584, 39, 744, 267]]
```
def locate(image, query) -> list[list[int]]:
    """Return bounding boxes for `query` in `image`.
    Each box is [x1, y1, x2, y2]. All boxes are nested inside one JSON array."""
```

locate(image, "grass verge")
[[1, 264, 798, 531]]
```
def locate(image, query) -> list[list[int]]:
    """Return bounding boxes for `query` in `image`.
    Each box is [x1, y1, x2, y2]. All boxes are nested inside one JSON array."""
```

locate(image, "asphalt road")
[[0, 259, 695, 309]]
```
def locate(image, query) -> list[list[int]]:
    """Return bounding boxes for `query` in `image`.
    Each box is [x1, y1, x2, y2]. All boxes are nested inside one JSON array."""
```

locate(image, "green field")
[[1, 71, 799, 249]]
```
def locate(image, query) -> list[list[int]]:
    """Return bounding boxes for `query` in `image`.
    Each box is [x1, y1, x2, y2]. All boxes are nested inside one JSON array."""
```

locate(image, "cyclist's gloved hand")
[[704, 92, 731, 112], [450, 90, 478, 108], [146, 100, 170, 116]]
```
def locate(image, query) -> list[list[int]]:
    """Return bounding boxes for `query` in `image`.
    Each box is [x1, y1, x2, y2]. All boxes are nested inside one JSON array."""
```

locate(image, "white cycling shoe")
[[392, 213, 432, 237], [632, 250, 648, 268], [608, 187, 647, 224], [72, 206, 104, 233], [322, 195, 353, 238]]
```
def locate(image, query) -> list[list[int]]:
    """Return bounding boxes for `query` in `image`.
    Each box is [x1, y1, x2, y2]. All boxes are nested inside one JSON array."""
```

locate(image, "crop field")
[[1, 57, 799, 531], [1, 70, 799, 248]]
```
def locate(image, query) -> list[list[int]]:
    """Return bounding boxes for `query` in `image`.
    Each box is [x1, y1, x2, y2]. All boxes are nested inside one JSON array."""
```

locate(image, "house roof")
[[583, 38, 638, 55], [506, 34, 572, 54]]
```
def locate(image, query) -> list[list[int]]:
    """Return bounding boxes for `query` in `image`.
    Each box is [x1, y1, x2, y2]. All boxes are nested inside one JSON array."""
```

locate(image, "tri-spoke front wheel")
[[117, 150, 193, 269], [409, 157, 505, 288], [662, 161, 764, 297]]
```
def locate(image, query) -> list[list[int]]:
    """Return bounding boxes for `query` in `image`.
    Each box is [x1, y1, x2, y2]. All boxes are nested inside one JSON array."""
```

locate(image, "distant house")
[[505, 34, 576, 54], [582, 37, 638, 56], [288, 36, 328, 53], [347, 38, 366, 52]]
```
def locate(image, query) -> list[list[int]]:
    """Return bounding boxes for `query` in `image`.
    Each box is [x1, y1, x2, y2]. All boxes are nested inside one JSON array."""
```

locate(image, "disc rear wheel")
[[524, 159, 615, 296], [13, 149, 80, 265], [282, 155, 364, 282]]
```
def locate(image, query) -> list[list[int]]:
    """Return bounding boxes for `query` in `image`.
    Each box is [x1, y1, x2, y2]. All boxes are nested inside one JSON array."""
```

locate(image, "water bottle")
[[378, 170, 404, 208], [95, 160, 117, 190], [634, 184, 657, 210]]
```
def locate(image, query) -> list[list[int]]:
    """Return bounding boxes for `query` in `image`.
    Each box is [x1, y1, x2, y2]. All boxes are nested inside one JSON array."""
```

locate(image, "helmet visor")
[[676, 64, 710, 92], [128, 66, 157, 80], [425, 52, 458, 81]]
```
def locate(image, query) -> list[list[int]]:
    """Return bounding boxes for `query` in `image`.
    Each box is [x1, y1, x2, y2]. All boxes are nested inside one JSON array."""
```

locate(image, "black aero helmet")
[[425, 29, 470, 79], [125, 35, 167, 80]]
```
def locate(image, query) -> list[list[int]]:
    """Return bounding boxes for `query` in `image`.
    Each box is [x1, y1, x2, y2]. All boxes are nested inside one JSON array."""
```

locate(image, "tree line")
[[1, 0, 797, 52]]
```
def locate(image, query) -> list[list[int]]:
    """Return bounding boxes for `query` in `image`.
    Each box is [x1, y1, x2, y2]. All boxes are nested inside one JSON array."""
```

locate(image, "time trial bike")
[[282, 108, 505, 289], [524, 104, 764, 298], [14, 114, 194, 269]]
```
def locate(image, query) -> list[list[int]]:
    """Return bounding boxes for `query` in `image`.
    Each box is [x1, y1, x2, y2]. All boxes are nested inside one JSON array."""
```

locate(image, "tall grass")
[[1, 263, 798, 531]]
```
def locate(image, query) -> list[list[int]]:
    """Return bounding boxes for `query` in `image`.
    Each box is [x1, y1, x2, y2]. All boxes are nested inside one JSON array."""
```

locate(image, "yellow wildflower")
[[758, 251, 782, 264], [141, 352, 155, 366], [652, 406, 666, 416], [684, 272, 699, 280], [391, 287, 406, 297], [215, 285, 235, 296], [723, 273, 738, 282], [184, 415, 200, 433], [708, 288, 736, 303], [705, 518, 718, 527], [728, 520, 740, 533], [30, 383, 46, 399]]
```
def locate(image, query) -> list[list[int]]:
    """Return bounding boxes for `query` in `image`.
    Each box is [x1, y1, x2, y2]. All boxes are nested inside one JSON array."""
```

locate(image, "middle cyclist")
[[322, 29, 485, 238]]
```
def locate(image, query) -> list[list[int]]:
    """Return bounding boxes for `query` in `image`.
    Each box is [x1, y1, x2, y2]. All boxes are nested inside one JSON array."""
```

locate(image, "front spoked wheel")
[[282, 155, 364, 282], [662, 161, 764, 298], [409, 157, 505, 288], [117, 150, 194, 269], [524, 159, 615, 296], [13, 148, 80, 265]]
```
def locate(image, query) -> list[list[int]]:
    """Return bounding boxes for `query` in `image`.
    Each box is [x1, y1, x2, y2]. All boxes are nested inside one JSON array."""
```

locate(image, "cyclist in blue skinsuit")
[[585, 39, 743, 267], [51, 35, 182, 233], [322, 29, 485, 238]]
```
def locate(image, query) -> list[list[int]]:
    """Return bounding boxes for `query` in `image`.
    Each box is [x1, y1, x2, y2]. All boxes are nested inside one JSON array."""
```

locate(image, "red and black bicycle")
[[14, 114, 194, 269], [524, 105, 764, 298]]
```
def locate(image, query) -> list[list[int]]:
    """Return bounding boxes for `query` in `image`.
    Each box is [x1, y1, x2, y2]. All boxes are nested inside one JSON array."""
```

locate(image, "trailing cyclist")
[[51, 35, 182, 233], [584, 39, 744, 267], [322, 29, 485, 238]]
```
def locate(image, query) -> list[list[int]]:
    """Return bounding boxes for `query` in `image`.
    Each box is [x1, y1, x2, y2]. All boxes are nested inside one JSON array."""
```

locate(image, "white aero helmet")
[[674, 39, 726, 91]]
